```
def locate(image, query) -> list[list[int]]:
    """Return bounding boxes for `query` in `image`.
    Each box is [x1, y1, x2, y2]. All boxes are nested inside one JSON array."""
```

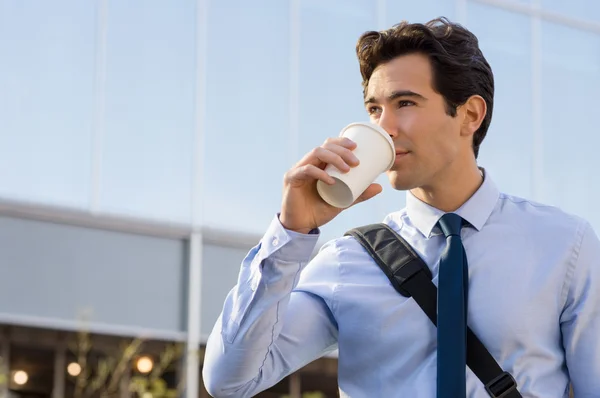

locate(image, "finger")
[[286, 164, 336, 186], [295, 137, 357, 168], [352, 183, 383, 205], [297, 147, 351, 172], [322, 142, 360, 167], [324, 136, 357, 150]]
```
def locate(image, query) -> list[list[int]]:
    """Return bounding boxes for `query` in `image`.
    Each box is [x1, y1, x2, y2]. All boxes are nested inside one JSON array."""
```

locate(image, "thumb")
[[352, 183, 383, 205]]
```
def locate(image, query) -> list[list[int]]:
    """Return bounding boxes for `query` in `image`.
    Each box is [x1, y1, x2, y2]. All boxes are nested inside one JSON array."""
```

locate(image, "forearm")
[[202, 215, 336, 397]]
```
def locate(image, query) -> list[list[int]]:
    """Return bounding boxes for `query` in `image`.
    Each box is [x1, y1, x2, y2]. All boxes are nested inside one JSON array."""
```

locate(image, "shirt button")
[[272, 237, 279, 246]]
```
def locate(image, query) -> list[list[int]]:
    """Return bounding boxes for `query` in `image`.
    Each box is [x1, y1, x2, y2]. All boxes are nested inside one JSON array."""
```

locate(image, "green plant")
[[70, 326, 186, 398]]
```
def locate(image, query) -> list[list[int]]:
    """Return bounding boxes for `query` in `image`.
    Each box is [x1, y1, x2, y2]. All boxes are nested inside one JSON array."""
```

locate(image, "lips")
[[395, 149, 409, 156]]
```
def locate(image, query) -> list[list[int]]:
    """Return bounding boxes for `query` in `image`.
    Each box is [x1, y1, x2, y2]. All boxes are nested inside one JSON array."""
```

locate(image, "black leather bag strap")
[[345, 223, 522, 398]]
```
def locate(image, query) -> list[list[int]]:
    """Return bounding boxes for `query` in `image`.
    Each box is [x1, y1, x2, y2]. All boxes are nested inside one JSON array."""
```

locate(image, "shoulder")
[[313, 211, 407, 264], [322, 211, 408, 264], [495, 192, 589, 237]]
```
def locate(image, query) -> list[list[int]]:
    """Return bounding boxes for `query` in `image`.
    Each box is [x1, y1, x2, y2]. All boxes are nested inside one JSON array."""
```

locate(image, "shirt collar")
[[405, 168, 500, 238]]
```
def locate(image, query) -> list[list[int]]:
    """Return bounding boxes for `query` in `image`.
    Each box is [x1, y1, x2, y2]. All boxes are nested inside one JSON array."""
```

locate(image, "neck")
[[410, 158, 483, 213]]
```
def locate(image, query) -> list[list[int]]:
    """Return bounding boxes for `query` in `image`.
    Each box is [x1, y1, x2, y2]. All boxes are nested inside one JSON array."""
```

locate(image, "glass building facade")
[[0, 0, 598, 397]]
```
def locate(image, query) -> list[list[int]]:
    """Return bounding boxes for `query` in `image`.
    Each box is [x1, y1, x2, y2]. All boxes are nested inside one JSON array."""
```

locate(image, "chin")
[[386, 171, 417, 191]]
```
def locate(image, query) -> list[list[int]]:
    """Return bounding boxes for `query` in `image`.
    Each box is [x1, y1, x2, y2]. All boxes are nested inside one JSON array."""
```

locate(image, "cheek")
[[407, 115, 458, 161], [399, 112, 438, 148], [396, 112, 423, 142], [397, 110, 419, 129]]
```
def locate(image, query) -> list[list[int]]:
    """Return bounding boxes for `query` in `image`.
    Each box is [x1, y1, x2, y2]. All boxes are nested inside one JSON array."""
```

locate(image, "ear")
[[459, 95, 487, 138]]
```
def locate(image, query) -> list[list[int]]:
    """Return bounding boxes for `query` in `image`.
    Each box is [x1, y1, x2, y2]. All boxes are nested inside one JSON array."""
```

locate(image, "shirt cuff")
[[258, 214, 320, 263]]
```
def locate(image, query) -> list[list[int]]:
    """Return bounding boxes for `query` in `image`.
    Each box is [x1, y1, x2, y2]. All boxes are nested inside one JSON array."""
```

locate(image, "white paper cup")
[[316, 122, 395, 208]]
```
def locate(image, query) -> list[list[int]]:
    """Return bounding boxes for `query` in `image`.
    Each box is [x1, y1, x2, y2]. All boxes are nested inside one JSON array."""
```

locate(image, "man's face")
[[364, 53, 468, 191]]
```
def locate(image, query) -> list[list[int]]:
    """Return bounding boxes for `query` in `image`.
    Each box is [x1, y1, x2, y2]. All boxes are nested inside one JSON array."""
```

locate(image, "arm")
[[202, 215, 340, 398], [560, 221, 600, 397]]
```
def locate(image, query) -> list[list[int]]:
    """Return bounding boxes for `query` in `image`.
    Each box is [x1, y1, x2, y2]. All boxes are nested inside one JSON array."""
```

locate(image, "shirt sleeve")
[[202, 214, 340, 398], [560, 220, 600, 397]]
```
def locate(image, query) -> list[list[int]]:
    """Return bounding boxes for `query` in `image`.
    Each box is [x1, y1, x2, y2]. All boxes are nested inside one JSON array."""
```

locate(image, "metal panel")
[[0, 216, 187, 338], [200, 242, 255, 339]]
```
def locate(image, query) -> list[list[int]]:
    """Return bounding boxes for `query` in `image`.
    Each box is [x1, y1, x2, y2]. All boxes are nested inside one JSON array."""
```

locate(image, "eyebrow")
[[364, 90, 428, 105]]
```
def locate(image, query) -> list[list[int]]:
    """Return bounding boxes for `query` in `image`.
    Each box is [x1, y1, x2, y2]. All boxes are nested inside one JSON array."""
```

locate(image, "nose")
[[376, 110, 398, 139]]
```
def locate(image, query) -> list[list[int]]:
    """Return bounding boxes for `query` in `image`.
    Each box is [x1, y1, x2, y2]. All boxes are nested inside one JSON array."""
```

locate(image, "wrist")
[[278, 214, 314, 235]]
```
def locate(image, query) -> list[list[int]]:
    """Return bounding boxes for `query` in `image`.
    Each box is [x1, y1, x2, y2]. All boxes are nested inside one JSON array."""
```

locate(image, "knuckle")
[[283, 169, 294, 181], [300, 164, 312, 175]]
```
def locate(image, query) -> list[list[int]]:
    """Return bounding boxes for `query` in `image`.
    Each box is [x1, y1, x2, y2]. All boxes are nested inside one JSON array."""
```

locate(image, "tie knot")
[[437, 213, 463, 238]]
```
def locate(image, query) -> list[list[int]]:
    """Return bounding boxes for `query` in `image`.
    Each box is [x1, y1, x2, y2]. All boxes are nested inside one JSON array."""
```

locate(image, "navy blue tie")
[[437, 213, 468, 398]]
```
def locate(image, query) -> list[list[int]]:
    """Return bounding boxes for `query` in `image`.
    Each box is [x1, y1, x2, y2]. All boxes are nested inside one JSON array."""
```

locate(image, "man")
[[203, 17, 600, 397]]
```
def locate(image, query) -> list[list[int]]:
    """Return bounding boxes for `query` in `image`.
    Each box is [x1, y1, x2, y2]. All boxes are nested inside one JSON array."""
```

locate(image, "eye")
[[398, 100, 416, 107], [367, 106, 381, 115]]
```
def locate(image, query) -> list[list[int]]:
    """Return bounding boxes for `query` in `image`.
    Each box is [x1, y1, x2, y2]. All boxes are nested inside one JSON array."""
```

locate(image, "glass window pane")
[[541, 0, 600, 24], [385, 0, 455, 26], [202, 0, 291, 233], [100, 0, 196, 223], [540, 23, 600, 230], [0, 1, 96, 209], [466, 4, 534, 199], [9, 345, 54, 395]]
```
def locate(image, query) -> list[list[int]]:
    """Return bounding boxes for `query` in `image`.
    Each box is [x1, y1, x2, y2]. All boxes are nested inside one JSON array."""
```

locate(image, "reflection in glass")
[[540, 22, 600, 230], [203, 0, 291, 233], [466, 3, 534, 199], [100, 0, 196, 223], [385, 0, 455, 26], [541, 0, 600, 25], [0, 2, 96, 209]]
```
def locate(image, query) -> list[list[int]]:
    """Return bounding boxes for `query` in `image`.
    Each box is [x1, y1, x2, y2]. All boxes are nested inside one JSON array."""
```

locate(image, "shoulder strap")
[[345, 223, 522, 398]]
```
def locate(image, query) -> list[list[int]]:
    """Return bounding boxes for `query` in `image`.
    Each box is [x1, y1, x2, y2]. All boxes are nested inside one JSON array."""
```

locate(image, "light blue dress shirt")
[[203, 171, 600, 397]]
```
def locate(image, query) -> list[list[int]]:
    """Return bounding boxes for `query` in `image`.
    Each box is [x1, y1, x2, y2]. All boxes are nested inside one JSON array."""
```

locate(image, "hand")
[[279, 137, 383, 234]]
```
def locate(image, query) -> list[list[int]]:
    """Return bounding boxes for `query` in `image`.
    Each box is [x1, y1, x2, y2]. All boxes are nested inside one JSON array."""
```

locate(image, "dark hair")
[[356, 17, 494, 158]]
